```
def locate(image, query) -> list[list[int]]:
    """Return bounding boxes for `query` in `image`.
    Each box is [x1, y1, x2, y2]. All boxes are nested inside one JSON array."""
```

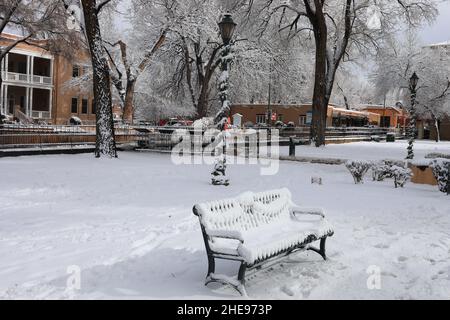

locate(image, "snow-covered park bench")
[[193, 188, 334, 295]]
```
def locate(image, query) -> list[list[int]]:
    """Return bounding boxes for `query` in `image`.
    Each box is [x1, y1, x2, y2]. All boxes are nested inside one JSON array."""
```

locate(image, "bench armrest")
[[291, 207, 326, 219], [205, 229, 245, 244]]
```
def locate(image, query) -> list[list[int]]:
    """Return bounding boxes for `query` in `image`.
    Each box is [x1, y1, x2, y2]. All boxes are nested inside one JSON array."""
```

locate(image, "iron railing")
[[0, 124, 145, 149]]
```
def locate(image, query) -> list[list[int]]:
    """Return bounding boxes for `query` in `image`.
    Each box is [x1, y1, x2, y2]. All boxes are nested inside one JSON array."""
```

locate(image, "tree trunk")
[[310, 21, 329, 147], [196, 88, 209, 119], [81, 0, 117, 158], [196, 71, 214, 119], [123, 79, 136, 124], [435, 118, 441, 143]]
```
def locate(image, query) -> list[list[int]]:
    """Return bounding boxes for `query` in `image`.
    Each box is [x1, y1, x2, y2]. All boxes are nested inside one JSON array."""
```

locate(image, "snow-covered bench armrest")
[[291, 207, 326, 219], [205, 229, 245, 244]]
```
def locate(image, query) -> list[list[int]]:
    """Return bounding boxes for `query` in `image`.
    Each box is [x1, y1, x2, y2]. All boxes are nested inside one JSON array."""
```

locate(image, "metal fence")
[[0, 124, 404, 150], [0, 124, 145, 149]]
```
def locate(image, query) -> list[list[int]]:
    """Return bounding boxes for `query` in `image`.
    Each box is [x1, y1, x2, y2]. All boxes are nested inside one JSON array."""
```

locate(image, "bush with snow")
[[431, 159, 450, 194], [346, 160, 371, 184], [372, 162, 391, 181], [391, 166, 412, 188], [371, 160, 411, 188], [371, 160, 406, 182]]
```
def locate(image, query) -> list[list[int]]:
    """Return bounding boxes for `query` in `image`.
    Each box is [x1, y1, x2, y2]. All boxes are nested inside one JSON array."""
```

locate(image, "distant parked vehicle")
[[69, 116, 82, 125]]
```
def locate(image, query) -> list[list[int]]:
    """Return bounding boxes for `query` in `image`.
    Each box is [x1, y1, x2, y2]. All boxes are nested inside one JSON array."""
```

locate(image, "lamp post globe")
[[218, 13, 237, 45], [410, 72, 419, 90]]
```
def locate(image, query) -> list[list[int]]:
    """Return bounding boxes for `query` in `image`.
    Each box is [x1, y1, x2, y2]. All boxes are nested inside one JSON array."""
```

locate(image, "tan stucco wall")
[[53, 53, 95, 125]]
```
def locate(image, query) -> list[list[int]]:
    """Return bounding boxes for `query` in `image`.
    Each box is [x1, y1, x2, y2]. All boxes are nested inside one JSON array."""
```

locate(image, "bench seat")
[[238, 215, 333, 265], [193, 188, 334, 295]]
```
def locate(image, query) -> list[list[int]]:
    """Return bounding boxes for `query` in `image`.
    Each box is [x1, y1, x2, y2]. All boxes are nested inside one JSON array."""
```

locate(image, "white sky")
[[419, 1, 450, 45]]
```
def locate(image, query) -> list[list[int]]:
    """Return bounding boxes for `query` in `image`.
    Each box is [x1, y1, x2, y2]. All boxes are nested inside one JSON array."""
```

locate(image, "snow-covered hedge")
[[372, 160, 405, 182], [346, 160, 371, 184], [371, 160, 411, 188], [391, 165, 412, 188], [430, 159, 450, 194]]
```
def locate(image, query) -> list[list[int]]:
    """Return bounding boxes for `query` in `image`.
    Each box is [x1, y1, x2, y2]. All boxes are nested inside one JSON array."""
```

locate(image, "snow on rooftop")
[[423, 40, 450, 48]]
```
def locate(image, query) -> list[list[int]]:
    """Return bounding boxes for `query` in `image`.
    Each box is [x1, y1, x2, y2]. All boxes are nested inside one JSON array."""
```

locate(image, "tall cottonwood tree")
[[80, 0, 117, 157], [248, 0, 438, 146]]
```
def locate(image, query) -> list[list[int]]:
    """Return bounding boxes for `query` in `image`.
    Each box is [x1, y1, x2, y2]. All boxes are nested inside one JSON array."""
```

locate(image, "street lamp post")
[[406, 72, 419, 160], [211, 13, 236, 186]]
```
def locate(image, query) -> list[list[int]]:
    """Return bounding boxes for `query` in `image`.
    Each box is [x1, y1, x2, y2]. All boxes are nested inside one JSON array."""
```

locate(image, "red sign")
[[271, 113, 277, 121]]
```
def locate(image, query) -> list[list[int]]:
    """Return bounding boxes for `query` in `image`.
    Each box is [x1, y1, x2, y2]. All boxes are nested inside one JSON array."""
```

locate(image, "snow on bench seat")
[[193, 188, 334, 295], [237, 214, 333, 264]]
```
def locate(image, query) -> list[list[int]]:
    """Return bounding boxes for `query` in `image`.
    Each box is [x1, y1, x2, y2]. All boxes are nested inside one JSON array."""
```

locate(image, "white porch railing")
[[1, 71, 52, 85], [31, 111, 51, 119]]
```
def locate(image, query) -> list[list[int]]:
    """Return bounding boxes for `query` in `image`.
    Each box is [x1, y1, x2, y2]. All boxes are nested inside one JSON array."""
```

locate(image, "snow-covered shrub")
[[371, 160, 406, 181], [431, 159, 450, 194], [211, 158, 229, 186], [391, 166, 412, 188], [371, 162, 391, 181], [346, 160, 371, 184]]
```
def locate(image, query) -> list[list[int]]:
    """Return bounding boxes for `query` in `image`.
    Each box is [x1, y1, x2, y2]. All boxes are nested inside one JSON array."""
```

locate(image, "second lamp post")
[[406, 72, 419, 160], [211, 13, 236, 186]]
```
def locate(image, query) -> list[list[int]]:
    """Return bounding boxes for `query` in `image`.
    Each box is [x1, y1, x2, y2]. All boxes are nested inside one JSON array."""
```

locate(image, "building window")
[[81, 99, 88, 114], [71, 98, 78, 114], [91, 100, 96, 114], [72, 65, 80, 78], [256, 114, 266, 124], [299, 115, 306, 125]]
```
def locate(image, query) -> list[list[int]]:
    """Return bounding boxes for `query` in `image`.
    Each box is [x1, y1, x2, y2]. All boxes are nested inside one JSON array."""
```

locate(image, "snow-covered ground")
[[281, 140, 450, 161], [0, 146, 449, 299]]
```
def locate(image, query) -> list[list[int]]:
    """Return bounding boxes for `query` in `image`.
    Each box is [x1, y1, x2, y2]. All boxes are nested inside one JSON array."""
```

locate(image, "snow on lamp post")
[[211, 13, 236, 186], [406, 72, 419, 160]]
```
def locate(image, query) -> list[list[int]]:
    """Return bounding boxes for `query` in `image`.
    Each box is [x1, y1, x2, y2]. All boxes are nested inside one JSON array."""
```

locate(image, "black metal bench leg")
[[307, 237, 328, 260], [319, 237, 327, 260], [206, 255, 215, 278], [237, 262, 247, 296]]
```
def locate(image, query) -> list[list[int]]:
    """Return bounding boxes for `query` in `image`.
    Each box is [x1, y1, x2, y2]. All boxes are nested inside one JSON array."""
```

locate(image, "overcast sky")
[[419, 1, 450, 45]]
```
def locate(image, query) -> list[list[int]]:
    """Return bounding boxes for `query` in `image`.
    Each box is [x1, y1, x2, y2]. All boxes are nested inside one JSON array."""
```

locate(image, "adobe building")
[[230, 103, 380, 127], [1, 33, 121, 125], [360, 104, 408, 128]]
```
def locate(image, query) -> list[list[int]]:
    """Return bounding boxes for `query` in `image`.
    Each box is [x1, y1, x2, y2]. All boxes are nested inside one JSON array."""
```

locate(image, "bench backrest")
[[194, 188, 293, 233]]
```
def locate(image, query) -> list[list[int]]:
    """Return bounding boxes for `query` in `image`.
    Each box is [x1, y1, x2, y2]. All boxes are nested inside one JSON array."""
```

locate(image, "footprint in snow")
[[374, 243, 390, 249], [280, 285, 295, 297]]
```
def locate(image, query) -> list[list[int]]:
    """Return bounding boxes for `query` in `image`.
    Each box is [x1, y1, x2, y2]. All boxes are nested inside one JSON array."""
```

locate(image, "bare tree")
[[247, 0, 438, 146], [371, 32, 450, 142], [80, 0, 117, 157]]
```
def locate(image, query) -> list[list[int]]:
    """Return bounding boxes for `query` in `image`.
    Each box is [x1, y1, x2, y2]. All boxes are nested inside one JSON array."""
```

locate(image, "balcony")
[[1, 53, 53, 86], [2, 71, 52, 85]]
